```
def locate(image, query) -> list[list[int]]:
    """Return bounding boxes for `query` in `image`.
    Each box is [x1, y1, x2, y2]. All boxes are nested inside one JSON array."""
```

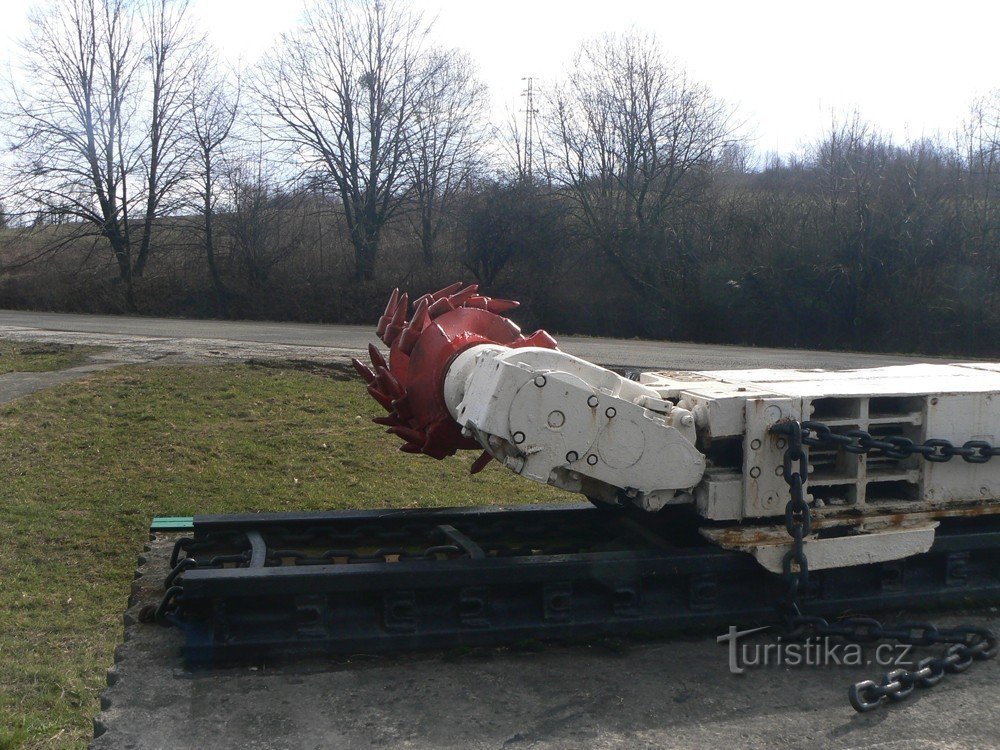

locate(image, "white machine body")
[[443, 347, 1000, 572]]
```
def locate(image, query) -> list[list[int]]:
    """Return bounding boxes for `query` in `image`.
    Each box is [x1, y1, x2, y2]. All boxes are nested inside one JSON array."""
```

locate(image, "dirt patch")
[[244, 358, 358, 381], [15, 342, 76, 356]]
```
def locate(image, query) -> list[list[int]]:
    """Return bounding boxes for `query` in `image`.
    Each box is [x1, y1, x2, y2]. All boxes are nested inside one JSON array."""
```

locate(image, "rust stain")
[[709, 528, 774, 546], [705, 501, 1000, 551]]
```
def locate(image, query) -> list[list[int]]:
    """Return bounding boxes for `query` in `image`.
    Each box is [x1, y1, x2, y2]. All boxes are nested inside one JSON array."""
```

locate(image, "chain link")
[[799, 421, 998, 463], [849, 627, 998, 711], [770, 418, 998, 712], [771, 421, 810, 615]]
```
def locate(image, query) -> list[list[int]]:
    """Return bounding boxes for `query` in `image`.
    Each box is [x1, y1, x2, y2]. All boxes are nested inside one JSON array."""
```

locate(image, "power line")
[[521, 76, 537, 180]]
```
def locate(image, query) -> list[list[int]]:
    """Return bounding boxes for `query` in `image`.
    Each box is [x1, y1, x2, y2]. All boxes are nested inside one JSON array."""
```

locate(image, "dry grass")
[[0, 341, 101, 375]]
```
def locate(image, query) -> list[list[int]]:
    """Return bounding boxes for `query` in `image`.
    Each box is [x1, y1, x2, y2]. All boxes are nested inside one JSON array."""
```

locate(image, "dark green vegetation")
[[0, 363, 559, 749], [0, 341, 100, 375], [6, 132, 999, 359]]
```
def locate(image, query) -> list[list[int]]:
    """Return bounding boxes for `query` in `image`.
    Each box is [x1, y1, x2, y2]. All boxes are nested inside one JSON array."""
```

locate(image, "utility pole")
[[521, 76, 536, 181]]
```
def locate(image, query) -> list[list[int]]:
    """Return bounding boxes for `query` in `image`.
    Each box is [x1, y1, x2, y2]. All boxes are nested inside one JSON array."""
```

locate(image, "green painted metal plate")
[[150, 516, 194, 532]]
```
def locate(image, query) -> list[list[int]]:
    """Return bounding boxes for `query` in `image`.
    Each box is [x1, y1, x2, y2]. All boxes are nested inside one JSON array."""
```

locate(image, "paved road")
[[0, 308, 943, 370]]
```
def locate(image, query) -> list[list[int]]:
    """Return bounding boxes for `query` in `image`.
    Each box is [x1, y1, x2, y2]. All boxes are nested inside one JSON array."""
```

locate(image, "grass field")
[[0, 362, 560, 749], [0, 342, 101, 375]]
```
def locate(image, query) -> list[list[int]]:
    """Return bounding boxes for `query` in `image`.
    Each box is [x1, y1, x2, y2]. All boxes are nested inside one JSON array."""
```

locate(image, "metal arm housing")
[[443, 345, 705, 508]]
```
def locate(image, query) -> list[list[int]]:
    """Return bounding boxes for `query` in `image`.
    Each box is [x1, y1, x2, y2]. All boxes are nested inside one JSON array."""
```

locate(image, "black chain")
[[787, 615, 998, 710], [770, 418, 998, 712], [771, 421, 810, 616], [798, 421, 998, 463], [850, 628, 998, 711]]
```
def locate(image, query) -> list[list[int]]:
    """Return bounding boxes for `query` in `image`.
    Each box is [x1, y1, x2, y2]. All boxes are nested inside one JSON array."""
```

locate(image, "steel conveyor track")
[[155, 503, 1000, 664]]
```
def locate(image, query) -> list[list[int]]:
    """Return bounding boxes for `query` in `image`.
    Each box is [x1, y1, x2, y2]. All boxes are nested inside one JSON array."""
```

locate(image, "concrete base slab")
[[94, 535, 1000, 750]]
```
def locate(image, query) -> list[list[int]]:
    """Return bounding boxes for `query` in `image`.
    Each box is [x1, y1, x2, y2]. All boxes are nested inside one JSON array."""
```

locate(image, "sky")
[[2, 0, 998, 158]]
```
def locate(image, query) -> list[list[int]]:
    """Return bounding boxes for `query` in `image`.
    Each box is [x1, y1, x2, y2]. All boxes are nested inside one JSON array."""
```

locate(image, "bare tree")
[[546, 32, 739, 298], [961, 94, 1000, 258], [188, 64, 239, 314], [134, 0, 202, 277], [953, 94, 1000, 332], [221, 162, 305, 291], [461, 178, 569, 287], [404, 49, 487, 265], [2, 0, 197, 310], [255, 0, 434, 280], [499, 109, 530, 184]]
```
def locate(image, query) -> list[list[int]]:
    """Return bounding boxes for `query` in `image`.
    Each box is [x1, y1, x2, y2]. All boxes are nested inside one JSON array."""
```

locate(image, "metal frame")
[[162, 503, 1000, 664]]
